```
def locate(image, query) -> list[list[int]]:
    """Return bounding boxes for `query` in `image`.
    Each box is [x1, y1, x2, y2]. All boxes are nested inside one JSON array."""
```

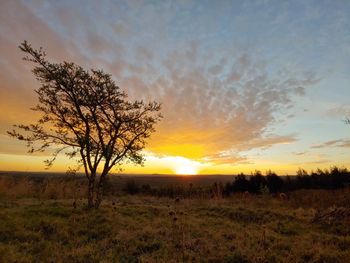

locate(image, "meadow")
[[0, 173, 350, 263]]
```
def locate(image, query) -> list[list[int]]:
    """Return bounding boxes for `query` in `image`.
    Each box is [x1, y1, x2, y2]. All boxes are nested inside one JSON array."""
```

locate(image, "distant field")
[[0, 171, 295, 193], [0, 172, 237, 197], [0, 171, 236, 186], [0, 173, 350, 262]]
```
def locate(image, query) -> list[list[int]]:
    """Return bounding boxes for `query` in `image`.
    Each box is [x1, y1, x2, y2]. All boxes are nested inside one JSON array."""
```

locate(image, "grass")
[[1, 189, 350, 263]]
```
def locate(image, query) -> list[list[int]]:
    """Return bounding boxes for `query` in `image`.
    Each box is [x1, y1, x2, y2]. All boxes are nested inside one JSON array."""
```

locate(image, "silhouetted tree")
[[296, 168, 311, 189], [330, 166, 348, 188], [124, 179, 140, 195], [283, 175, 297, 191], [311, 168, 329, 189], [265, 170, 283, 193], [232, 173, 249, 192], [248, 170, 266, 194], [8, 41, 162, 208], [224, 181, 233, 196], [296, 168, 308, 177]]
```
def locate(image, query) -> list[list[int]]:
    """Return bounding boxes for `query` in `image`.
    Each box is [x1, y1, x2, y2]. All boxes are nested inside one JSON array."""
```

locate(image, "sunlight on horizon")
[[175, 165, 198, 175], [0, 0, 350, 175], [147, 155, 202, 175]]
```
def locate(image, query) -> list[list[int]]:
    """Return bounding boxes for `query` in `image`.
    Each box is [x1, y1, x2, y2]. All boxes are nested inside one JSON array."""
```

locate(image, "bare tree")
[[8, 41, 162, 208]]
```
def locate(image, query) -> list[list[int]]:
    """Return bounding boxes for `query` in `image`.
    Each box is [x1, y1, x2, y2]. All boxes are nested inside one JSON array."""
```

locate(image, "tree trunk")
[[94, 175, 105, 209], [94, 187, 103, 209], [87, 177, 95, 209]]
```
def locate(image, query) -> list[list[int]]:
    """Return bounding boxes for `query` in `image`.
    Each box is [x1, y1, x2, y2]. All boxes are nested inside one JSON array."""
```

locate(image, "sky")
[[0, 0, 350, 175]]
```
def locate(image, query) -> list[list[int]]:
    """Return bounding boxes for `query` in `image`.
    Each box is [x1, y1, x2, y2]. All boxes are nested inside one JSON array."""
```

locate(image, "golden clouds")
[[0, 1, 327, 173], [149, 143, 205, 160]]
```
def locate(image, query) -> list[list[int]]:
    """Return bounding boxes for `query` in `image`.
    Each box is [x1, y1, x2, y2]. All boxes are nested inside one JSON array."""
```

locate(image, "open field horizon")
[[1, 1, 350, 262], [1, 184, 350, 262], [1, 0, 350, 175], [1, 159, 350, 262]]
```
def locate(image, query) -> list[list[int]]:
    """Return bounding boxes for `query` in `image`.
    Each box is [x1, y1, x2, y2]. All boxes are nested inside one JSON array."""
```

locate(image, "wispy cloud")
[[294, 151, 307, 156], [0, 0, 349, 170], [326, 105, 350, 119], [311, 139, 350, 149]]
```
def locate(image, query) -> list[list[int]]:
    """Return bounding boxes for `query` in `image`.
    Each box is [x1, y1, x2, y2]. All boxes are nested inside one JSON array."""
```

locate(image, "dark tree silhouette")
[[8, 41, 162, 208], [296, 168, 312, 189], [265, 170, 283, 193], [232, 173, 249, 192], [248, 170, 266, 194], [124, 179, 140, 195]]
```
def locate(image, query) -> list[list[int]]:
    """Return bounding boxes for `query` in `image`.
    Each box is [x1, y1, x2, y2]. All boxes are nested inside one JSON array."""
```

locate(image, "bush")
[[124, 180, 140, 195], [248, 171, 266, 194], [232, 173, 249, 192], [266, 171, 283, 193]]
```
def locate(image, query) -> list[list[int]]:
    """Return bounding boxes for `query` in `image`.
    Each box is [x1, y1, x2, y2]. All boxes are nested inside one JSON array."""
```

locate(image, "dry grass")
[[0, 175, 87, 200], [1, 186, 350, 262]]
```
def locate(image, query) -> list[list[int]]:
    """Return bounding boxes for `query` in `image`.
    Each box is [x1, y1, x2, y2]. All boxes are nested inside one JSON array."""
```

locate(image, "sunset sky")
[[1, 0, 350, 175]]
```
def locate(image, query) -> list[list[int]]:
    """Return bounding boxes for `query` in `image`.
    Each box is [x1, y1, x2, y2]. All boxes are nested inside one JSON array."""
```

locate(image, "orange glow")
[[1, 151, 350, 175], [149, 143, 206, 159], [175, 165, 198, 175]]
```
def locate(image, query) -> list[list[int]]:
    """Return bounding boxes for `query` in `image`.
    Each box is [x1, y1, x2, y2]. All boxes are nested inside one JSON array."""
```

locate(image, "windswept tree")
[[8, 41, 162, 208]]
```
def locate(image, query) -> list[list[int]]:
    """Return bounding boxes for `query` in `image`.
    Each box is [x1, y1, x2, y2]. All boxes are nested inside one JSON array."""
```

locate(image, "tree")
[[248, 170, 266, 194], [123, 179, 140, 195], [8, 41, 162, 208], [265, 170, 283, 193], [232, 173, 249, 192], [296, 168, 311, 189]]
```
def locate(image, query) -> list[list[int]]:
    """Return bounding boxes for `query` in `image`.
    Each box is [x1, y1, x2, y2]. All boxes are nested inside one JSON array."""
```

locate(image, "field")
[[1, 174, 350, 263]]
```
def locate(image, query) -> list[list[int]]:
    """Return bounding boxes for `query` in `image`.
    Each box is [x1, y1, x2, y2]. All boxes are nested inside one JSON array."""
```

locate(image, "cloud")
[[326, 105, 350, 119], [118, 47, 318, 163], [0, 1, 89, 137], [339, 141, 350, 148], [0, 0, 325, 166], [311, 139, 350, 149], [86, 31, 120, 54], [202, 152, 247, 165], [236, 135, 297, 151], [303, 160, 332, 165], [294, 151, 307, 156]]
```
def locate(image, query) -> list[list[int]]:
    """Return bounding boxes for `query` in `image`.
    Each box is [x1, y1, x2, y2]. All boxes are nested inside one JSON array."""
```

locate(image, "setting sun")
[[1, 1, 350, 262], [175, 165, 198, 175]]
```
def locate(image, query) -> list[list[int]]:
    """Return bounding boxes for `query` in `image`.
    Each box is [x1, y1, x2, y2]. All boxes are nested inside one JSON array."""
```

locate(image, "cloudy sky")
[[0, 0, 350, 174]]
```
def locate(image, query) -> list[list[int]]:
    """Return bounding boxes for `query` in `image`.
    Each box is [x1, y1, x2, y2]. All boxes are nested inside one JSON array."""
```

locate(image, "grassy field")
[[1, 181, 350, 263]]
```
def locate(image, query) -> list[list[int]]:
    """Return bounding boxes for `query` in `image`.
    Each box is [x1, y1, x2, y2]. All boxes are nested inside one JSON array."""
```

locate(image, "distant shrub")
[[124, 180, 140, 195], [248, 170, 266, 194], [266, 170, 283, 193], [1, 165, 349, 200], [232, 173, 249, 192]]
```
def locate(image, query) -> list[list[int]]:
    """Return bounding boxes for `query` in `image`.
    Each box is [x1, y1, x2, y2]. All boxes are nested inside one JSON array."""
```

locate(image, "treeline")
[[224, 166, 350, 195], [122, 166, 350, 198]]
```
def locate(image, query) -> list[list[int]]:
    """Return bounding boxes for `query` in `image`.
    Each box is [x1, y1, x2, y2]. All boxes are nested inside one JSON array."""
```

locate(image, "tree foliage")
[[8, 41, 162, 208]]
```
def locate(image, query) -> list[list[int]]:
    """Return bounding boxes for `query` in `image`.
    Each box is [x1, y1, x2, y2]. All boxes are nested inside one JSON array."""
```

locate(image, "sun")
[[163, 156, 201, 175], [175, 165, 198, 175]]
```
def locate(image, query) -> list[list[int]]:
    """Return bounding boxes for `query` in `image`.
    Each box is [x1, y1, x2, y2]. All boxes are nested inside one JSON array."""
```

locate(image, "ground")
[[1, 190, 350, 263]]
